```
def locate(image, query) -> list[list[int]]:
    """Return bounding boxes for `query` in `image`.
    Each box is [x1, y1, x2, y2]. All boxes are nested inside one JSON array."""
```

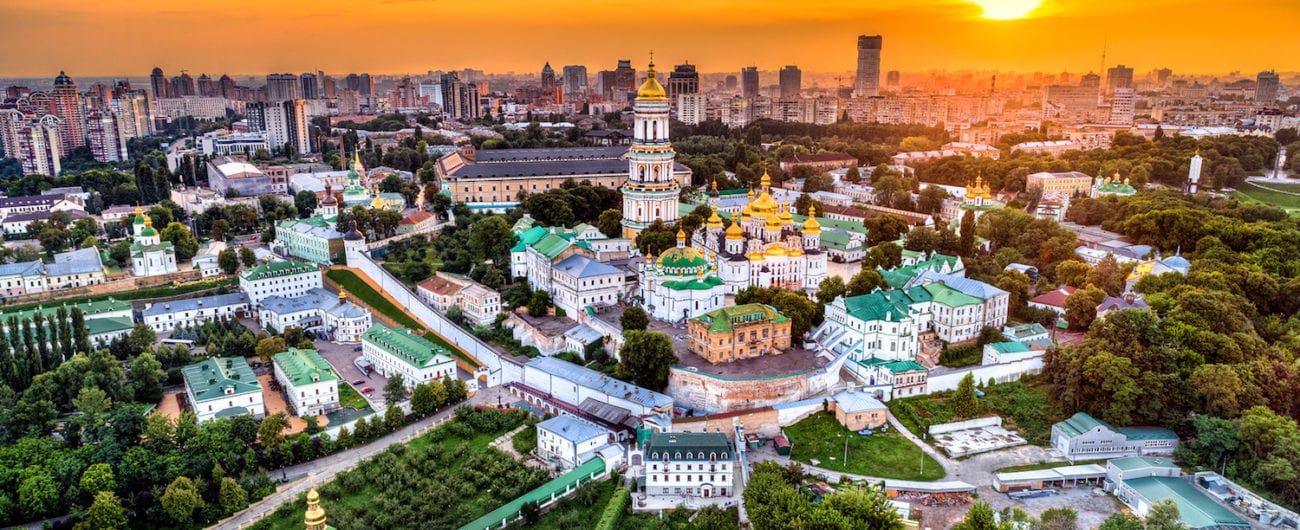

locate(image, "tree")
[[959, 209, 976, 257], [467, 216, 513, 263], [771, 290, 818, 339], [1035, 507, 1079, 530], [384, 373, 407, 405], [864, 214, 910, 246], [527, 289, 552, 316], [1145, 499, 1187, 530], [519, 500, 541, 525], [160, 476, 205, 524], [294, 190, 318, 218], [618, 331, 678, 391], [159, 222, 199, 260], [72, 307, 91, 354], [129, 351, 165, 404], [817, 276, 847, 305], [445, 303, 464, 325], [18, 471, 57, 519], [258, 412, 289, 448], [1063, 285, 1107, 330], [620, 306, 649, 331], [218, 477, 248, 515], [410, 382, 436, 417], [844, 166, 862, 184], [1189, 364, 1246, 418], [78, 492, 127, 530], [73, 387, 112, 441], [79, 462, 116, 494], [255, 337, 286, 364], [218, 248, 239, 275], [635, 219, 678, 256], [596, 208, 623, 238], [1097, 514, 1145, 530], [821, 486, 904, 530], [1087, 254, 1125, 296], [951, 373, 981, 419], [1055, 260, 1091, 288], [995, 270, 1031, 314], [847, 269, 886, 296], [953, 501, 1007, 530], [239, 246, 256, 269]]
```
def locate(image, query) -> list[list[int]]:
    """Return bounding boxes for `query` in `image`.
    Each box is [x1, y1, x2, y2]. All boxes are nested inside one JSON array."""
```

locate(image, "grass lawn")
[[250, 408, 538, 530], [888, 378, 1055, 446], [785, 412, 944, 481], [995, 459, 1106, 473], [1232, 181, 1300, 212], [511, 424, 537, 455], [325, 268, 480, 368], [337, 384, 369, 410]]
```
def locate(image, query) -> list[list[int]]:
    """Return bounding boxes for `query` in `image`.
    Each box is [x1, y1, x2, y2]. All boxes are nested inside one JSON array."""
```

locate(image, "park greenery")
[[784, 412, 944, 481], [744, 459, 905, 530]]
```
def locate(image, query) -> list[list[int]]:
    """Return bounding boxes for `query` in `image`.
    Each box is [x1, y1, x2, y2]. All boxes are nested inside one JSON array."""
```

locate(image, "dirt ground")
[[258, 373, 330, 436], [918, 485, 1124, 529], [155, 391, 184, 420]]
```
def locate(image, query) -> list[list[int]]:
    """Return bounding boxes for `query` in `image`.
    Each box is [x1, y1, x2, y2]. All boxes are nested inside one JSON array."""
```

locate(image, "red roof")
[[1030, 286, 1076, 308], [400, 211, 435, 225], [417, 275, 462, 296], [773, 435, 791, 448]]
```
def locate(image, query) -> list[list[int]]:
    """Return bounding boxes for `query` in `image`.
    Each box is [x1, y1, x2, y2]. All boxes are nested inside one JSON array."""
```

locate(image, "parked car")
[[354, 345, 363, 352], [361, 387, 374, 394], [857, 429, 874, 436], [352, 379, 365, 385]]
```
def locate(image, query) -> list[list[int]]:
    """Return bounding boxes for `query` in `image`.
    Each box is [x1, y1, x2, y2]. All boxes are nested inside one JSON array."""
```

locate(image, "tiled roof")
[[418, 275, 464, 297], [272, 348, 338, 387], [1030, 287, 1076, 308], [399, 211, 435, 225]]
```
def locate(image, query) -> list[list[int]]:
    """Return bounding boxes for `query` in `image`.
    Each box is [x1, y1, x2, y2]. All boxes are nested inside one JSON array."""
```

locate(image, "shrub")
[[594, 487, 630, 530]]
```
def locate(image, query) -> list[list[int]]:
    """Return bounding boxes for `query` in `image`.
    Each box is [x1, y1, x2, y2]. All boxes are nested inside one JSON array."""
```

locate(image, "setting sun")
[[970, 0, 1043, 19]]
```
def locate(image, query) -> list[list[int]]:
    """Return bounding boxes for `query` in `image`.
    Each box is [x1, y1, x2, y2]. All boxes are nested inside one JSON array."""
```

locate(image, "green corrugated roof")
[[361, 322, 453, 369], [1116, 426, 1179, 441], [819, 231, 861, 251], [841, 287, 930, 322], [988, 342, 1031, 354], [517, 226, 549, 245], [182, 357, 261, 402], [240, 260, 318, 281], [85, 317, 134, 336], [884, 360, 927, 373], [923, 282, 982, 307], [0, 298, 132, 324], [459, 457, 606, 530], [644, 432, 732, 458], [1122, 477, 1248, 529], [691, 304, 790, 333], [662, 275, 725, 291], [1110, 456, 1177, 472], [272, 348, 338, 387], [531, 233, 573, 259], [1054, 412, 1109, 438], [880, 253, 963, 288]]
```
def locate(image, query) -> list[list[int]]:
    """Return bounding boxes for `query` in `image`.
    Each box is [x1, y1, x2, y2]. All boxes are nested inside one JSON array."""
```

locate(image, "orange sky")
[[0, 0, 1296, 78]]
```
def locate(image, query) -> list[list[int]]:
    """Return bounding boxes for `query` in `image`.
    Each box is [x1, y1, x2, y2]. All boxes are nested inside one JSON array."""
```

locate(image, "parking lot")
[[920, 485, 1123, 529], [315, 339, 386, 407]]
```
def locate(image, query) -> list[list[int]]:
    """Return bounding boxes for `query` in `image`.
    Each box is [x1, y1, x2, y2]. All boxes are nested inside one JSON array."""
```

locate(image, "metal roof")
[[527, 357, 672, 410], [143, 292, 250, 317], [832, 390, 887, 414], [361, 322, 453, 369], [1123, 477, 1249, 529], [458, 457, 606, 530], [537, 415, 608, 444], [1110, 456, 1178, 472], [272, 348, 338, 387], [240, 260, 318, 281], [553, 254, 621, 279], [46, 247, 103, 277], [182, 357, 261, 402]]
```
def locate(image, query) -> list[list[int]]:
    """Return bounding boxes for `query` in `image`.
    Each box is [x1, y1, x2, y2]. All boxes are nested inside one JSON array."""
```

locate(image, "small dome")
[[706, 210, 723, 228], [748, 252, 765, 261], [765, 245, 788, 257], [725, 222, 744, 240], [343, 219, 365, 241], [140, 227, 158, 238], [802, 205, 822, 234], [636, 62, 667, 100]]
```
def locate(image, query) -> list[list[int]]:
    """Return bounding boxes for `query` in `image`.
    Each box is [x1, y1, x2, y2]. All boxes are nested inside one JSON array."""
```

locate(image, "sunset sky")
[[0, 0, 1296, 78]]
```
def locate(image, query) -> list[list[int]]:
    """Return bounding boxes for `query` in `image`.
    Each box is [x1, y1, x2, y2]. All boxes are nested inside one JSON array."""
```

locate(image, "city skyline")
[[1, 0, 1297, 77]]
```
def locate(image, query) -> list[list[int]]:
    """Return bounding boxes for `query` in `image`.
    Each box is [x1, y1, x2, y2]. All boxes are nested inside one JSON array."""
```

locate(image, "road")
[[212, 385, 509, 530]]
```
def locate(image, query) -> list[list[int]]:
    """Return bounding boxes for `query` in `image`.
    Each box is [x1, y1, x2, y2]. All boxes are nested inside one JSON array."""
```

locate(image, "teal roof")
[[531, 233, 573, 259], [85, 317, 134, 336], [1110, 456, 1178, 472], [644, 432, 732, 458], [662, 275, 725, 291], [0, 298, 131, 324], [182, 357, 261, 403], [884, 360, 927, 373], [1116, 426, 1179, 441], [988, 342, 1031, 354], [240, 260, 318, 281], [923, 283, 983, 307], [1122, 477, 1248, 529], [880, 253, 963, 288], [272, 348, 339, 387], [841, 286, 931, 322], [819, 231, 860, 252], [691, 304, 790, 333], [361, 322, 454, 369], [459, 457, 606, 530], [1054, 412, 1108, 437]]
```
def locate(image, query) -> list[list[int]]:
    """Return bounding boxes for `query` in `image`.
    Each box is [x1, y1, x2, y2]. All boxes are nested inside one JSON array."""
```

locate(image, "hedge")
[[594, 487, 630, 530]]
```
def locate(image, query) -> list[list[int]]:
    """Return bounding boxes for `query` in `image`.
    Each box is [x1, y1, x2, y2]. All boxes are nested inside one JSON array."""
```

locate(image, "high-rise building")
[[197, 74, 216, 97], [612, 60, 637, 101], [741, 66, 759, 98], [1108, 88, 1136, 125], [173, 72, 196, 97], [667, 63, 699, 102], [300, 73, 319, 100], [1155, 68, 1172, 86], [247, 100, 310, 156], [345, 74, 361, 93], [1106, 64, 1134, 93], [266, 74, 299, 102], [150, 67, 169, 99], [1256, 70, 1281, 103], [218, 75, 236, 99], [677, 94, 706, 125], [322, 76, 336, 99], [358, 74, 374, 97], [49, 71, 85, 155], [725, 75, 738, 91], [779, 65, 802, 98], [621, 61, 679, 238], [391, 77, 418, 108], [86, 110, 126, 162], [886, 70, 901, 89], [440, 72, 480, 121], [562, 65, 587, 99], [853, 35, 883, 97], [113, 90, 153, 138], [540, 62, 557, 92], [0, 112, 62, 176], [1080, 73, 1101, 88]]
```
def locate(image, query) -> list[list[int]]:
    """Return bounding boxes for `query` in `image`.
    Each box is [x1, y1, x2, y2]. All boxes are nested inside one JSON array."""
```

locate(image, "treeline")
[[517, 179, 622, 228]]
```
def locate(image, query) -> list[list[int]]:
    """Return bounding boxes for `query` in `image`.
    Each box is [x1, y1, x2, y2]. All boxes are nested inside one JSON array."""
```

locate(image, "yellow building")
[[1025, 171, 1095, 196], [686, 304, 793, 364]]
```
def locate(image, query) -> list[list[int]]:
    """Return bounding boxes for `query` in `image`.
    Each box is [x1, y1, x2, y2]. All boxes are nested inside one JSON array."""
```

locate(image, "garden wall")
[[926, 357, 1043, 393], [928, 416, 1003, 435]]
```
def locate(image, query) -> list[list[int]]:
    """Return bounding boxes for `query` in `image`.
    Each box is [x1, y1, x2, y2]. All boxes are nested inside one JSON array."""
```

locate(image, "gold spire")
[[143, 215, 153, 228], [802, 204, 822, 234], [305, 489, 327, 530], [760, 170, 772, 190], [676, 226, 686, 241], [636, 57, 667, 100], [134, 204, 143, 216], [706, 209, 723, 228]]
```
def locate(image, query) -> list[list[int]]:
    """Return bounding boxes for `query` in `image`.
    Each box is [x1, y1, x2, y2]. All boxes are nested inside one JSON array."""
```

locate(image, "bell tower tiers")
[[621, 57, 681, 239]]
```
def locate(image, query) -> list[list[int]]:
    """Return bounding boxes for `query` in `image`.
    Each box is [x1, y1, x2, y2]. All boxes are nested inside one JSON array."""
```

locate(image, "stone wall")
[[927, 357, 1043, 393], [673, 407, 782, 439], [668, 368, 836, 414]]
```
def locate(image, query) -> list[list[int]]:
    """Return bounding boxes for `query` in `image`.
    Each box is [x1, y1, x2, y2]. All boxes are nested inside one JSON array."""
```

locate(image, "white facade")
[[536, 415, 612, 471], [640, 432, 735, 498], [272, 350, 340, 417], [677, 94, 707, 125], [239, 261, 323, 305], [620, 62, 681, 239], [258, 288, 371, 342], [360, 323, 458, 389], [142, 293, 250, 332]]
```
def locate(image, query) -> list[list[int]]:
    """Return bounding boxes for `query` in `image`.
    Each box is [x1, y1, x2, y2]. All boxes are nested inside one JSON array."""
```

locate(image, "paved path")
[[212, 385, 508, 530]]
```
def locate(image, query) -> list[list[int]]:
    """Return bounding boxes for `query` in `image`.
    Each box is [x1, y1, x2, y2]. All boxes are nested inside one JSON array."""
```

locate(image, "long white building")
[[142, 292, 251, 332], [359, 322, 458, 390], [258, 288, 371, 342], [239, 260, 322, 305]]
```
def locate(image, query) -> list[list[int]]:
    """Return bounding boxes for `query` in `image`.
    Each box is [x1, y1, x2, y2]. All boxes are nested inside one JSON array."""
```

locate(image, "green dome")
[[133, 215, 145, 225], [657, 247, 709, 270], [140, 227, 158, 237]]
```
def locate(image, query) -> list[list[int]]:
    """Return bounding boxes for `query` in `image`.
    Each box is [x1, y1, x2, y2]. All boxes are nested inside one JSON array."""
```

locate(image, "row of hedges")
[[594, 487, 630, 530]]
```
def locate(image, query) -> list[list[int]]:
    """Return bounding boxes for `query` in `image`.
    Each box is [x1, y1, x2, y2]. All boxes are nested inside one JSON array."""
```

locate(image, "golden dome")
[[676, 226, 686, 241], [748, 252, 765, 261], [789, 247, 804, 257], [706, 210, 723, 228], [305, 489, 327, 528], [760, 171, 772, 189], [765, 245, 788, 257], [740, 202, 752, 220], [779, 202, 794, 224], [726, 221, 744, 240], [751, 191, 779, 215], [636, 62, 668, 100], [658, 246, 708, 270], [134, 205, 143, 216], [765, 213, 782, 230], [802, 205, 822, 234]]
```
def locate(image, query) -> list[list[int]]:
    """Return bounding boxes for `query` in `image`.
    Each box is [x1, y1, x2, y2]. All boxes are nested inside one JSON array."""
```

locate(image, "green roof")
[[657, 247, 710, 269], [1122, 477, 1248, 529], [85, 317, 134, 336], [139, 227, 158, 237], [1116, 426, 1178, 441], [1095, 181, 1136, 195], [361, 322, 453, 369], [662, 275, 725, 291], [0, 298, 132, 324], [517, 226, 549, 246], [272, 348, 338, 387], [1109, 456, 1178, 472], [880, 253, 963, 288], [458, 457, 606, 530], [819, 231, 861, 252], [841, 286, 931, 322], [531, 233, 573, 259], [1054, 412, 1108, 437], [182, 357, 261, 403], [240, 260, 318, 281], [644, 432, 732, 458], [884, 360, 927, 373], [691, 304, 790, 333], [922, 282, 983, 307], [988, 342, 1031, 354]]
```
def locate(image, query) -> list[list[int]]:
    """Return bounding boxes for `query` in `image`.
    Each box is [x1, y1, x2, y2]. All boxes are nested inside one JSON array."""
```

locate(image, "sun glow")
[[969, 0, 1043, 19]]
